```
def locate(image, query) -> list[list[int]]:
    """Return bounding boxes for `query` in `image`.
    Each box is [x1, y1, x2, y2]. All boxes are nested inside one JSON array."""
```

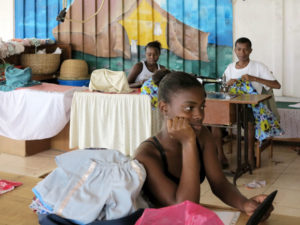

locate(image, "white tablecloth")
[[69, 91, 162, 157], [0, 83, 86, 140], [277, 108, 300, 139]]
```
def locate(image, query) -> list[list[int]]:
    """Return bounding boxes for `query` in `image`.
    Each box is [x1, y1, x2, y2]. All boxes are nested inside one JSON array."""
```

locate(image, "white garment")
[[135, 61, 160, 82], [224, 60, 276, 94], [32, 149, 148, 224]]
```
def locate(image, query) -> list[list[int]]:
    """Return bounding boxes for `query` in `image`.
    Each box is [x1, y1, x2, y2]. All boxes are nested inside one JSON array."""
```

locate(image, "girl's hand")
[[243, 195, 273, 221], [167, 117, 196, 145], [139, 80, 145, 85], [227, 79, 238, 87], [241, 74, 257, 82]]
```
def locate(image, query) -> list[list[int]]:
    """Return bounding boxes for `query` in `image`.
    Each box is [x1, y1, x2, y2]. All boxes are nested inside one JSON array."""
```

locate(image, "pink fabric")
[[16, 82, 77, 92], [0, 179, 23, 195], [135, 201, 224, 225]]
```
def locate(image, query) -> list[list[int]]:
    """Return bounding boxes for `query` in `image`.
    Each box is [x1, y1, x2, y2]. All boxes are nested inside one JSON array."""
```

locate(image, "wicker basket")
[[59, 59, 89, 80], [20, 54, 60, 75]]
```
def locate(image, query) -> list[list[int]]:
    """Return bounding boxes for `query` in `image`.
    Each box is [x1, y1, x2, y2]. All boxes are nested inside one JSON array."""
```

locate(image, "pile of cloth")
[[30, 149, 148, 224], [0, 38, 55, 58]]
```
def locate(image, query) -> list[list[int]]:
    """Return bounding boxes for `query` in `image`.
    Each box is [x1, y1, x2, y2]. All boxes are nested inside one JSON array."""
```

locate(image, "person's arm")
[[200, 127, 248, 208], [242, 62, 281, 89], [168, 117, 200, 204], [226, 79, 238, 87], [224, 64, 238, 87], [202, 127, 273, 217], [241, 74, 281, 89], [127, 62, 143, 88], [135, 117, 201, 206]]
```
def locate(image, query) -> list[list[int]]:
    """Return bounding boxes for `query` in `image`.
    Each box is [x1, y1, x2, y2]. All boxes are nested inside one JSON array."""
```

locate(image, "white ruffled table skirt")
[[0, 83, 86, 140], [69, 91, 162, 157]]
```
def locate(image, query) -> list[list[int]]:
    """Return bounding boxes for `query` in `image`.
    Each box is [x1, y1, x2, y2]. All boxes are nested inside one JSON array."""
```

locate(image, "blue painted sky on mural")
[[15, 0, 232, 47], [155, 0, 233, 46], [15, 0, 63, 39]]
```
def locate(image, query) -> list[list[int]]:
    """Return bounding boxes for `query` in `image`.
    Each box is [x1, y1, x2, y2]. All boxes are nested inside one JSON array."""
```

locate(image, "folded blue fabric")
[[0, 65, 40, 91]]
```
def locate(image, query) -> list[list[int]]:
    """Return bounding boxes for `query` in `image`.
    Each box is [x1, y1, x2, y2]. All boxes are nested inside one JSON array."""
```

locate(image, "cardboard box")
[[50, 122, 74, 151], [0, 135, 51, 156], [0, 123, 73, 157]]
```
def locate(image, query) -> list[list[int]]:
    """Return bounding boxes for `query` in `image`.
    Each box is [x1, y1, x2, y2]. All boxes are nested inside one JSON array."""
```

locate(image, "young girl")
[[134, 71, 273, 219], [127, 41, 166, 88], [140, 69, 171, 109]]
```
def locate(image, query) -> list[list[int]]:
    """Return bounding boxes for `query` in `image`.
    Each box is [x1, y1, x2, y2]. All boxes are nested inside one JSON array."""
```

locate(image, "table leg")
[[243, 104, 252, 175], [234, 104, 242, 185], [233, 104, 252, 185]]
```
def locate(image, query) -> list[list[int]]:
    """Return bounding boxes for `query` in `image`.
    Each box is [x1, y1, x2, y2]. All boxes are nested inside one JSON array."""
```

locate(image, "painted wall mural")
[[15, 0, 233, 89]]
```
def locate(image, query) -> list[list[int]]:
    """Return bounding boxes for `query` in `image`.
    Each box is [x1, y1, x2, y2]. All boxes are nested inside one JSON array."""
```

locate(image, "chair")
[[221, 87, 278, 168], [225, 128, 274, 168], [254, 88, 277, 168], [255, 138, 273, 168]]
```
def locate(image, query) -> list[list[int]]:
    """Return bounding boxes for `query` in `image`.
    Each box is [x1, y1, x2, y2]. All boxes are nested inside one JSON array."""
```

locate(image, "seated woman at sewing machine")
[[212, 37, 281, 169], [127, 41, 166, 88]]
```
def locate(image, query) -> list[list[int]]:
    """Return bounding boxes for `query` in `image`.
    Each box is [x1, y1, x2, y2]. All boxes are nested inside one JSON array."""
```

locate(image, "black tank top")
[[145, 136, 206, 184]]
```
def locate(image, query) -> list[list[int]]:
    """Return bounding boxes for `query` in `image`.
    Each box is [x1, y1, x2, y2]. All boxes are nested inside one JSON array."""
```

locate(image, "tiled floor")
[[0, 142, 300, 219], [0, 149, 63, 178], [200, 142, 300, 218]]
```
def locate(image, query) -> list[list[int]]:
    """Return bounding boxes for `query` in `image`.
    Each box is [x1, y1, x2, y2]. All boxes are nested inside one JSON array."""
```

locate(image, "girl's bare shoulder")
[[197, 126, 214, 150], [134, 138, 160, 161]]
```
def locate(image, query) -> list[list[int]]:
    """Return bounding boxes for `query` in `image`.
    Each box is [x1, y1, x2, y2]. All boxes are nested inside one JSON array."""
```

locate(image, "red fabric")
[[135, 200, 224, 225], [16, 82, 77, 92], [0, 179, 23, 195]]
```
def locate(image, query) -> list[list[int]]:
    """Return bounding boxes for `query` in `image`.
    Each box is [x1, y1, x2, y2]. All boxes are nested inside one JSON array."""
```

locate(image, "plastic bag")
[[89, 68, 133, 93], [135, 200, 224, 225]]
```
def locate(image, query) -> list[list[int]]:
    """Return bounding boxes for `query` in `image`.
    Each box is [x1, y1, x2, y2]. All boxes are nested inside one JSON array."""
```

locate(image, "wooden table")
[[0, 83, 83, 156], [1, 172, 299, 225], [204, 94, 272, 184], [208, 204, 300, 225]]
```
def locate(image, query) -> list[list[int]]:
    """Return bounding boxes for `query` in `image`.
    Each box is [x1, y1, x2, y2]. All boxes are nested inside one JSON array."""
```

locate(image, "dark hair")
[[152, 69, 171, 86], [145, 41, 162, 53], [158, 71, 204, 103], [235, 37, 252, 48]]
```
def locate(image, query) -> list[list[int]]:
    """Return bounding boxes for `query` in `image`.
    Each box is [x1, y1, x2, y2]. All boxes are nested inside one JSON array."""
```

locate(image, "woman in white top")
[[225, 38, 280, 93], [127, 41, 166, 88], [212, 37, 281, 169]]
